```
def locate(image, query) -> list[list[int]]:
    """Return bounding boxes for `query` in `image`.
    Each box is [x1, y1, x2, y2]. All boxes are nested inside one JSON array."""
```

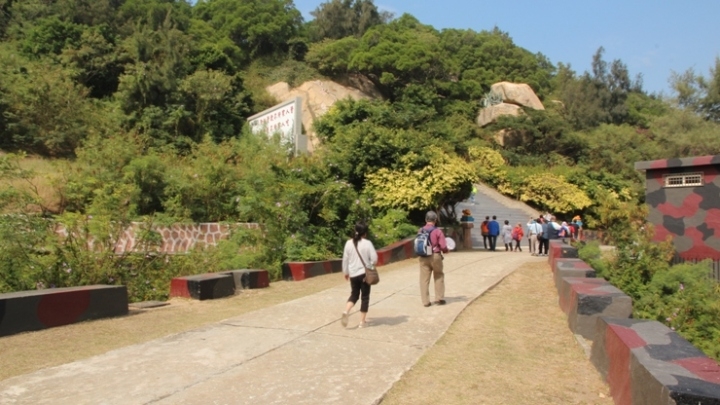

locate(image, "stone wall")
[[55, 222, 260, 254]]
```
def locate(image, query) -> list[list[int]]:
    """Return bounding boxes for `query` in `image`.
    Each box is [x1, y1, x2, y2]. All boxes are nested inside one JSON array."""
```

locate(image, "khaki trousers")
[[528, 235, 537, 254], [419, 254, 445, 306]]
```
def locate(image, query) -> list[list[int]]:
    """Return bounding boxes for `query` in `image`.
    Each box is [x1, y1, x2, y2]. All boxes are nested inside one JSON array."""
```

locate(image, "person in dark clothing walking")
[[537, 217, 549, 256], [487, 215, 500, 251]]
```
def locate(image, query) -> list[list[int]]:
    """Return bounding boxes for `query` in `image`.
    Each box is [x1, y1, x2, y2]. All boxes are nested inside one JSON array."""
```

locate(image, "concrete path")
[[0, 251, 545, 405]]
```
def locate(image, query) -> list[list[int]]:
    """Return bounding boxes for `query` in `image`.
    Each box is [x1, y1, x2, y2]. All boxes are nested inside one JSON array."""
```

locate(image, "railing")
[[671, 254, 720, 281]]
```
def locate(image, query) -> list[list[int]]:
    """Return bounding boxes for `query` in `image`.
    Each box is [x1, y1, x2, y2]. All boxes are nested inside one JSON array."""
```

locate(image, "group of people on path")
[[480, 213, 583, 256], [479, 215, 519, 252], [339, 209, 582, 328], [340, 211, 449, 329]]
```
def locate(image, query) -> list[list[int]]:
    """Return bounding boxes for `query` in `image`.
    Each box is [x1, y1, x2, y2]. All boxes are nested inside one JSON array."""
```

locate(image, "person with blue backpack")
[[416, 211, 449, 307]]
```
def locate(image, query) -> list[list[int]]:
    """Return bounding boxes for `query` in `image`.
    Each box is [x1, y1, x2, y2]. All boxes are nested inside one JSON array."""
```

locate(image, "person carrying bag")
[[340, 222, 378, 329]]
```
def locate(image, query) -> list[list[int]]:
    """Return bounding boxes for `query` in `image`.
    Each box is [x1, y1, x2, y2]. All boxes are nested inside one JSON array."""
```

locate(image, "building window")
[[663, 172, 704, 188]]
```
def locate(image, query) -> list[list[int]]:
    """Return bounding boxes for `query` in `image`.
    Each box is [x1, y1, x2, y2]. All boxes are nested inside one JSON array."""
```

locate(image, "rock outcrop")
[[265, 78, 379, 152], [476, 81, 544, 128], [476, 102, 522, 128], [490, 82, 544, 110]]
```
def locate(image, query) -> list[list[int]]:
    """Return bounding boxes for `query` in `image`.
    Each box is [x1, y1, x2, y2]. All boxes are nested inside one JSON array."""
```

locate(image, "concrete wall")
[[548, 240, 720, 403], [0, 285, 128, 337]]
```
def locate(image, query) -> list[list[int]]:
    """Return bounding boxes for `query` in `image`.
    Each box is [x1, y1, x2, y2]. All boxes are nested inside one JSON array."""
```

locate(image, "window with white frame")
[[663, 172, 704, 188]]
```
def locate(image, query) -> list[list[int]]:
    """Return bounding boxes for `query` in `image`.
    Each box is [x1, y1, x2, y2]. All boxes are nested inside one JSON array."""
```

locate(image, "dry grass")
[[1, 154, 65, 213], [0, 260, 409, 381], [1, 260, 613, 405], [380, 263, 613, 405]]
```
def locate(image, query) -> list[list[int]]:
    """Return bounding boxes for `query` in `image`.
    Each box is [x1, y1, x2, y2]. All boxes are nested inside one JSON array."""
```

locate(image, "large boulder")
[[476, 102, 522, 127], [265, 79, 378, 152], [490, 82, 544, 110]]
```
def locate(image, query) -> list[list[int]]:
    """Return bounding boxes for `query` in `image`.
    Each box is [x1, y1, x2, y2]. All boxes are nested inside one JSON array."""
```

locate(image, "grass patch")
[[1, 154, 67, 213]]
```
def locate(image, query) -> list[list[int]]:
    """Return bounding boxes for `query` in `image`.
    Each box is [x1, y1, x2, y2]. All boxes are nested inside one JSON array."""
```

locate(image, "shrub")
[[468, 146, 505, 185], [635, 262, 720, 360], [578, 228, 720, 360], [369, 209, 417, 248]]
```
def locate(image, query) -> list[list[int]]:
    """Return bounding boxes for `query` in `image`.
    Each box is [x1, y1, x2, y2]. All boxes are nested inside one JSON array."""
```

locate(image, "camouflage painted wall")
[[636, 155, 720, 260]]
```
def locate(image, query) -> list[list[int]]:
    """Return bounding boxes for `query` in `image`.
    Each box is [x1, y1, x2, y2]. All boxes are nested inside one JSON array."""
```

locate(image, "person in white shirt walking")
[[341, 222, 378, 329], [526, 217, 542, 255]]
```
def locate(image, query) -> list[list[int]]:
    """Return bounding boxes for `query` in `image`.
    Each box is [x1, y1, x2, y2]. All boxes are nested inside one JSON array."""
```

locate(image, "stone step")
[[456, 183, 540, 250]]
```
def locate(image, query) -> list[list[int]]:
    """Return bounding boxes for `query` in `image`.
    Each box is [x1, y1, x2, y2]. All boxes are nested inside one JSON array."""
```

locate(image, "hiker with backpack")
[[416, 211, 449, 307], [480, 216, 490, 250]]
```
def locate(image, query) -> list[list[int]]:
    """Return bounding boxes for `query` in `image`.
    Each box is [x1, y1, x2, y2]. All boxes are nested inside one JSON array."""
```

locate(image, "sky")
[[293, 0, 720, 96]]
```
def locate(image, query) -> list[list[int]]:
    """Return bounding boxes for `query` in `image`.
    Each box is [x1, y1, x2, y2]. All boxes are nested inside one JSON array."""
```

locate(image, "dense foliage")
[[579, 235, 720, 361], [1, 1, 720, 312]]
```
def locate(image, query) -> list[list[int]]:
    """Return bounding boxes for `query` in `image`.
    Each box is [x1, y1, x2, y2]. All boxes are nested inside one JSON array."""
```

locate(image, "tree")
[[439, 27, 554, 98], [555, 48, 643, 130], [117, 0, 192, 33], [0, 46, 111, 156], [192, 0, 302, 63], [649, 108, 720, 157], [20, 16, 84, 56], [308, 0, 389, 41], [61, 25, 124, 98], [305, 36, 359, 76], [671, 57, 720, 122], [0, 0, 13, 37], [179, 69, 253, 142], [348, 14, 445, 99]]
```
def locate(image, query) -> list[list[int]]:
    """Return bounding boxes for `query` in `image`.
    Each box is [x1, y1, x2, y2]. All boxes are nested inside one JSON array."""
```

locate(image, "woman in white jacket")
[[341, 222, 378, 329]]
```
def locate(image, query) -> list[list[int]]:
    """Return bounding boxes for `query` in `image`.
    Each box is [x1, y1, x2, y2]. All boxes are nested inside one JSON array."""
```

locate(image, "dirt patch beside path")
[[1, 260, 613, 405], [0, 262, 381, 380], [380, 262, 613, 405]]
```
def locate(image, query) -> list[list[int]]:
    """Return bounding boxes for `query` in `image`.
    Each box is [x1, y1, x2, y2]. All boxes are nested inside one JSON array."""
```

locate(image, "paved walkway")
[[0, 251, 546, 405]]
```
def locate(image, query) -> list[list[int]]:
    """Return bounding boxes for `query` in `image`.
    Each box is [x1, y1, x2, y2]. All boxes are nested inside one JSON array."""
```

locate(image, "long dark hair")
[[353, 222, 369, 246]]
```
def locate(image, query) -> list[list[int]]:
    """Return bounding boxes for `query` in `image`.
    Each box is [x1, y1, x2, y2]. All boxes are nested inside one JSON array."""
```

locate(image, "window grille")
[[663, 172, 704, 188]]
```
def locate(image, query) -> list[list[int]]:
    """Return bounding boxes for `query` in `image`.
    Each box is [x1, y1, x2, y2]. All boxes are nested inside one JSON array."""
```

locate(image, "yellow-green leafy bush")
[[518, 172, 592, 213], [365, 147, 476, 213]]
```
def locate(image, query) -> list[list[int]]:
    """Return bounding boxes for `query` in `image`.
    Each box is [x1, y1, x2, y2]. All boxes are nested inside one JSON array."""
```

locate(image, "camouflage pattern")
[[281, 260, 343, 281], [636, 155, 720, 260], [170, 273, 235, 300], [557, 277, 633, 340], [548, 240, 579, 270], [222, 269, 270, 290], [580, 230, 608, 244], [282, 237, 417, 281], [591, 316, 720, 405], [376, 237, 415, 266], [553, 258, 596, 294], [0, 285, 128, 337]]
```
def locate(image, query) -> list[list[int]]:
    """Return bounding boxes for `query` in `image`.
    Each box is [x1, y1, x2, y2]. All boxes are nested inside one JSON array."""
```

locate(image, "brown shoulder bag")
[[354, 242, 379, 285]]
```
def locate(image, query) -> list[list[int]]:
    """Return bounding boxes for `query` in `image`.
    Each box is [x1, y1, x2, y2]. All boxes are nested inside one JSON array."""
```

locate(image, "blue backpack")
[[414, 227, 436, 257]]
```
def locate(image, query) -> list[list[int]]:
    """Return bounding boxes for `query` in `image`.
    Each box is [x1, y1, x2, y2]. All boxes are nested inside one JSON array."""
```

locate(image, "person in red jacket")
[[511, 223, 524, 252]]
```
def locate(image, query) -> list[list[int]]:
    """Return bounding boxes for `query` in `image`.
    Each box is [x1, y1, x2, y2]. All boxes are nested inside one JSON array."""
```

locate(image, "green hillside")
[[1, 1, 719, 281], [2, 0, 720, 359]]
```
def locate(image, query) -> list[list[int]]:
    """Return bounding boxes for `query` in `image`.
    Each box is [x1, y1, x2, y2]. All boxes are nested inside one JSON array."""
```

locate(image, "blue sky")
[[293, 0, 720, 96]]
